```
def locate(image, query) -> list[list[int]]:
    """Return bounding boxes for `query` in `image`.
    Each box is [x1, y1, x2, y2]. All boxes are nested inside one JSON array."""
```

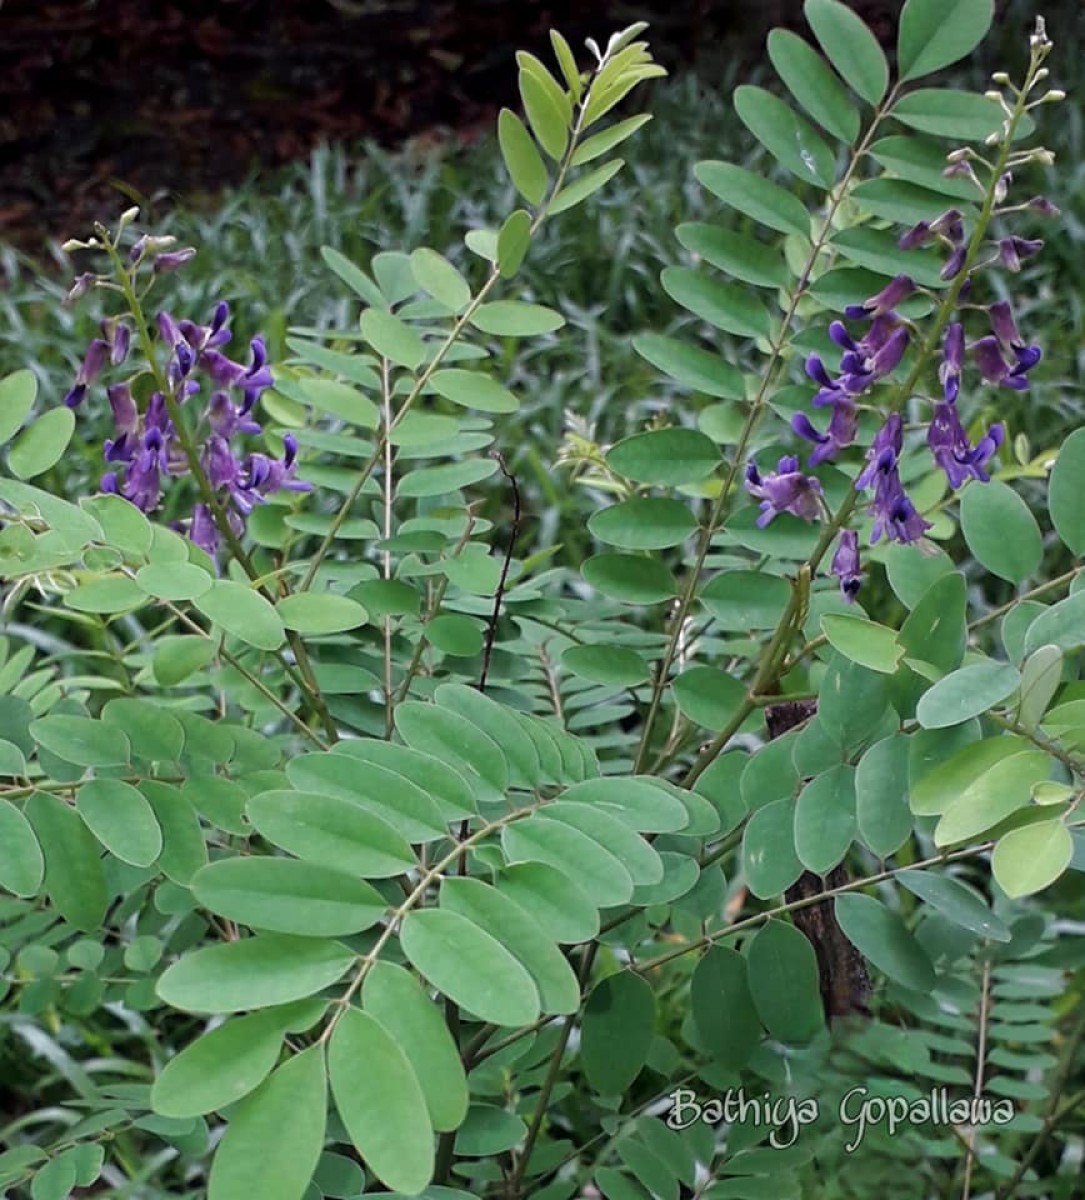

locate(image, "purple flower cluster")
[[749, 184, 1049, 604], [64, 300, 308, 559]]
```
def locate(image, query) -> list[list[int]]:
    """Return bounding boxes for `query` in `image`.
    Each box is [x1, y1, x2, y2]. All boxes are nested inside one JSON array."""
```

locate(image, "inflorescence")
[[60, 222, 308, 561], [745, 24, 1060, 602]]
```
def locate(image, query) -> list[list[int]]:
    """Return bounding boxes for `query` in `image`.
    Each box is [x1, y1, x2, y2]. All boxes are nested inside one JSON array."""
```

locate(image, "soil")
[[0, 0, 747, 257]]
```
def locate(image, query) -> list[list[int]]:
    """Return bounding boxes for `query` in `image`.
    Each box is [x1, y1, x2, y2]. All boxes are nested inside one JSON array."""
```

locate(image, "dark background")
[[0, 0, 1074, 254]]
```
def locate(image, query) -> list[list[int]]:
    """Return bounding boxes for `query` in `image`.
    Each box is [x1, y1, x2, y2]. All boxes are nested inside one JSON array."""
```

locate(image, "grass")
[[1, 55, 1082, 564]]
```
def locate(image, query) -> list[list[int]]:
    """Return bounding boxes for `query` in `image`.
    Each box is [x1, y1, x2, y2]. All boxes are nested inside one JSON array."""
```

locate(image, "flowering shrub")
[[1, 4, 1083, 1199]]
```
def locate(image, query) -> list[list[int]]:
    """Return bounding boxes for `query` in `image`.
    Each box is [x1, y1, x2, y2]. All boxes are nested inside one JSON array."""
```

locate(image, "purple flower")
[[997, 237, 1043, 272], [831, 529, 862, 601], [852, 415, 931, 545], [1027, 195, 1060, 217], [844, 275, 916, 320], [928, 402, 1004, 488], [854, 414, 903, 491], [152, 247, 197, 273], [792, 402, 858, 466], [871, 486, 933, 545], [189, 504, 219, 557], [63, 339, 110, 407], [939, 323, 965, 403], [745, 456, 823, 527], [940, 245, 967, 281]]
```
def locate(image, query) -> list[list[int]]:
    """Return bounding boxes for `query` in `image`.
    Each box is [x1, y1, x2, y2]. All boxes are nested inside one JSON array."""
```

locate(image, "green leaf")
[[549, 160, 625, 215], [868, 135, 985, 201], [409, 248, 472, 313], [891, 89, 1007, 140], [101, 698, 185, 761], [0, 798, 45, 896], [1017, 644, 1063, 730], [581, 972, 655, 1093], [281, 377, 379, 427], [470, 300, 564, 336], [571, 114, 651, 166], [503, 816, 635, 908], [821, 613, 904, 674], [7, 407, 75, 480], [427, 368, 518, 414], [559, 776, 690, 833], [831, 225, 946, 286], [633, 333, 747, 400], [1047, 426, 1085, 555], [562, 644, 649, 686], [690, 947, 760, 1070], [699, 571, 790, 630], [329, 1008, 434, 1194], [588, 497, 698, 550], [804, 0, 889, 105], [884, 540, 956, 608], [398, 457, 498, 499], [909, 735, 1029, 816], [960, 480, 1042, 583], [733, 84, 836, 188], [208, 1046, 326, 1200], [896, 869, 1010, 941], [794, 765, 856, 874], [992, 820, 1073, 898], [607, 428, 720, 486], [550, 30, 584, 100], [539, 803, 663, 887], [77, 778, 162, 866], [287, 751, 448, 842], [672, 667, 746, 732], [478, 221, 520, 285], [425, 614, 485, 657], [321, 246, 385, 308], [582, 553, 678, 605], [153, 635, 217, 686], [400, 908, 540, 1026], [1023, 591, 1085, 656], [359, 308, 425, 369], [818, 655, 892, 755], [247, 789, 416, 878], [851, 178, 972, 226], [427, 686, 532, 787], [767, 28, 860, 143], [441, 877, 580, 1015], [834, 893, 935, 991], [694, 161, 811, 238], [30, 714, 129, 767], [195, 581, 286, 651], [898, 0, 995, 81], [143, 781, 207, 885], [661, 267, 773, 340], [157, 934, 355, 1014], [496, 861, 598, 943], [746, 919, 824, 1043], [933, 750, 1050, 845], [520, 70, 568, 160], [152, 1008, 291, 1118], [30, 1155, 77, 1200], [856, 733, 912, 857], [25, 791, 108, 932], [0, 369, 37, 446], [395, 701, 508, 801], [135, 561, 214, 602], [915, 661, 1021, 729], [498, 109, 548, 205], [743, 797, 803, 899], [363, 962, 469, 1132], [675, 223, 790, 289], [191, 858, 386, 937], [63, 575, 147, 615], [275, 592, 368, 634]]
